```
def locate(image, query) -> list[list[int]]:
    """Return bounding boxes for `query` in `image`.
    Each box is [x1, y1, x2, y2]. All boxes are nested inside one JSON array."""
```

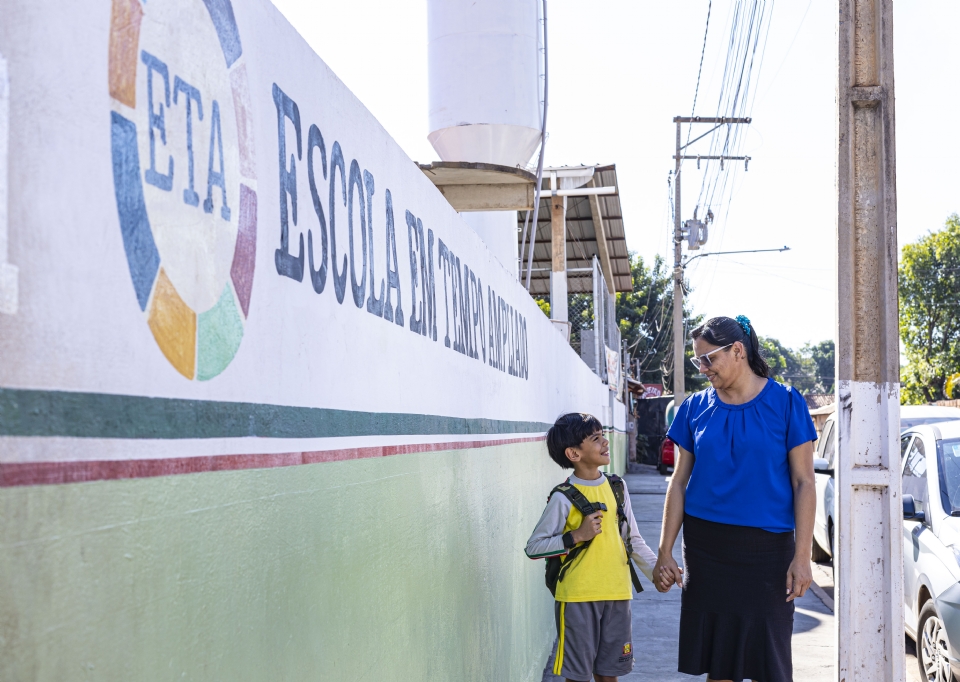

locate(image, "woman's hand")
[[653, 552, 683, 593], [785, 555, 812, 602]]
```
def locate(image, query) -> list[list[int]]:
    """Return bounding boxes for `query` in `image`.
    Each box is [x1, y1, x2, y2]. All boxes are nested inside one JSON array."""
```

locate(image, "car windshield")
[[938, 439, 960, 514]]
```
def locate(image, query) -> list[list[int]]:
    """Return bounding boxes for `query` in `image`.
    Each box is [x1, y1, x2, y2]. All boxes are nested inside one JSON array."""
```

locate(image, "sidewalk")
[[811, 550, 921, 682], [542, 466, 836, 681]]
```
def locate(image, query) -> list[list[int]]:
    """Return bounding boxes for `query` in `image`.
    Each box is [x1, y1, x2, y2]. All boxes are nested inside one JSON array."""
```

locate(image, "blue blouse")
[[667, 379, 817, 533]]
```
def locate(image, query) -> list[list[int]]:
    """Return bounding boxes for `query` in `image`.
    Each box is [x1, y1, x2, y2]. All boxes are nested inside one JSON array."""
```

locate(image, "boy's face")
[[566, 429, 610, 467]]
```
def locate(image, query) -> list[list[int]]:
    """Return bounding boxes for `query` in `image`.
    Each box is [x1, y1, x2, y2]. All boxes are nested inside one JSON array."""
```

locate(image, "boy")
[[525, 413, 658, 682]]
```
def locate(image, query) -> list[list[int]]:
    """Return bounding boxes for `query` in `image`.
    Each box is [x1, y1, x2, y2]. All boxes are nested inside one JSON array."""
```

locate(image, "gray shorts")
[[552, 600, 634, 680]]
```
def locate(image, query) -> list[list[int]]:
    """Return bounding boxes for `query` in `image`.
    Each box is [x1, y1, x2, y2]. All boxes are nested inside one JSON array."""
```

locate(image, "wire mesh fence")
[[568, 293, 593, 358]]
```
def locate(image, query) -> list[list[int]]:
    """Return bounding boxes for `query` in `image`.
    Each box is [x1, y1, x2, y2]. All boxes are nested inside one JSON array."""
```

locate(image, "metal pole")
[[672, 120, 684, 401], [593, 256, 602, 380], [518, 209, 530, 281], [682, 246, 790, 268], [836, 0, 903, 679], [524, 0, 548, 291]]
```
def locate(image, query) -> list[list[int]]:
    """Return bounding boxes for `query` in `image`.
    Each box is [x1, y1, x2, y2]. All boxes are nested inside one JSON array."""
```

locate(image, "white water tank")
[[427, 0, 541, 167]]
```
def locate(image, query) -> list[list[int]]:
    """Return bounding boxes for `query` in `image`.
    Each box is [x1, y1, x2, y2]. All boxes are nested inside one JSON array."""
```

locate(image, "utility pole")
[[836, 1, 903, 679], [671, 116, 751, 401]]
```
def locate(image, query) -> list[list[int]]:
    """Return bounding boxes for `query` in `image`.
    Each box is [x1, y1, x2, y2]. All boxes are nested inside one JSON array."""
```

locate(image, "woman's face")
[[692, 337, 746, 389]]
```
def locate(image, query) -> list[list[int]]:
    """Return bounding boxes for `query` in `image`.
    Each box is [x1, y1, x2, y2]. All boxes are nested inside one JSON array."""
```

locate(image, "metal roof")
[[517, 164, 632, 295]]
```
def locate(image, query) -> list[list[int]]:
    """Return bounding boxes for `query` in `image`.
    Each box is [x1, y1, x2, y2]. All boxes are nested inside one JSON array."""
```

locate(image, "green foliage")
[[534, 298, 550, 317], [899, 214, 960, 404], [609, 253, 835, 397], [948, 373, 960, 400], [803, 340, 836, 394], [616, 253, 706, 393], [758, 337, 834, 393]]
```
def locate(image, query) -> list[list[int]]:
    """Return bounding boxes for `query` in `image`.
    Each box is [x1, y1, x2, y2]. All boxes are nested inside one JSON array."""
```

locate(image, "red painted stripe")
[[0, 436, 545, 487]]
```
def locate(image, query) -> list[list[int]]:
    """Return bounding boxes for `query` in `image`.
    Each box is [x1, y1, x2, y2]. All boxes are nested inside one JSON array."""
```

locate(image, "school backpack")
[[544, 473, 644, 596]]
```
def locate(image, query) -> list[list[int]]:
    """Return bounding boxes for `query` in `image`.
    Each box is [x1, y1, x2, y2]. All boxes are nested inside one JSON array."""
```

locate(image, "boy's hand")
[[571, 511, 603, 543], [653, 553, 683, 592]]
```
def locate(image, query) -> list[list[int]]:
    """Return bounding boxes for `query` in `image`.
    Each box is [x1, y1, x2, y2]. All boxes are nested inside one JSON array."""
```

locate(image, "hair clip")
[[735, 315, 751, 336]]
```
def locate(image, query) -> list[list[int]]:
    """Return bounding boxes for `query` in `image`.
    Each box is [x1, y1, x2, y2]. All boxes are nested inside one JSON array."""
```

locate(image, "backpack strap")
[[547, 479, 607, 586], [605, 473, 644, 594], [550, 480, 606, 517]]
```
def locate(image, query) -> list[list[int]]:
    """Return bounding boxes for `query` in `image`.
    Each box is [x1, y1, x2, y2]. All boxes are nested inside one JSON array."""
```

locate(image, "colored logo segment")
[[108, 0, 257, 380]]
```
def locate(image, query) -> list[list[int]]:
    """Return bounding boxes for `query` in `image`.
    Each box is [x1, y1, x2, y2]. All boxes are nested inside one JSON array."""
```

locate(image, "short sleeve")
[[667, 397, 695, 453], [785, 388, 818, 451]]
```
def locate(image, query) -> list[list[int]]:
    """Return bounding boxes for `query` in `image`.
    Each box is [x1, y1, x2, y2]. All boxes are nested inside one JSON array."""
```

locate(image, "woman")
[[653, 315, 817, 682]]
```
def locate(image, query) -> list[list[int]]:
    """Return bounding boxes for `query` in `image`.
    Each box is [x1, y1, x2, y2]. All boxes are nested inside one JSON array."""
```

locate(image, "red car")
[[658, 438, 675, 475]]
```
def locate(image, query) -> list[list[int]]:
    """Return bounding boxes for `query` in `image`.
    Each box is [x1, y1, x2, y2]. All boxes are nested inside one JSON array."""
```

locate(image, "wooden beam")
[[433, 183, 535, 211], [587, 178, 616, 295]]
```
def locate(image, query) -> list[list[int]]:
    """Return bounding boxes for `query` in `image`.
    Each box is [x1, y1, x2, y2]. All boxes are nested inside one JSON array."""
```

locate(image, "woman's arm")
[[653, 443, 694, 592], [786, 440, 816, 601]]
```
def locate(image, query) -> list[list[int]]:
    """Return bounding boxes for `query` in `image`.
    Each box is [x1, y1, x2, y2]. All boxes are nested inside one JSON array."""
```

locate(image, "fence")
[[533, 257, 621, 389], [570, 258, 620, 388]]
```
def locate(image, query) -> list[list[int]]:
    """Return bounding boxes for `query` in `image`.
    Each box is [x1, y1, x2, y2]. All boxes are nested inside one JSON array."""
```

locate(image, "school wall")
[[0, 0, 626, 679], [2, 443, 565, 682]]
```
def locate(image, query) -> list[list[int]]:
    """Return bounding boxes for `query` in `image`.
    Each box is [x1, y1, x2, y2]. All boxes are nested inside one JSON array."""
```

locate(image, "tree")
[[616, 253, 706, 393], [899, 214, 960, 404], [803, 340, 835, 394], [754, 337, 834, 394]]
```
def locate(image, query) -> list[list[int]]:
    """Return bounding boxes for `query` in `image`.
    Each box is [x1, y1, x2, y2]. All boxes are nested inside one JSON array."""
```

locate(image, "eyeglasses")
[[689, 344, 733, 371]]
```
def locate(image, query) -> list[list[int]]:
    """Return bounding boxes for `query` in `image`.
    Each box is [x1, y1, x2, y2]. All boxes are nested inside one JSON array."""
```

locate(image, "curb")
[[809, 580, 834, 612]]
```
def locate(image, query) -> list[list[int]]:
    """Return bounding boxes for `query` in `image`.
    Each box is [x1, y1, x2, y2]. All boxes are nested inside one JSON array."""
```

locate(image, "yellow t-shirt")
[[555, 478, 632, 602]]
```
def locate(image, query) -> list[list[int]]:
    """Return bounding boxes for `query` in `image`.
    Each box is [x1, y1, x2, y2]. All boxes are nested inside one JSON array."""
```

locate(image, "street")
[[542, 466, 836, 681]]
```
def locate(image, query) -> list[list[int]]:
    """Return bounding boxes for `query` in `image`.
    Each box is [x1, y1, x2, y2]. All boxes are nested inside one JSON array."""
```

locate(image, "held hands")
[[785, 555, 812, 602], [571, 511, 603, 543], [654, 552, 683, 593]]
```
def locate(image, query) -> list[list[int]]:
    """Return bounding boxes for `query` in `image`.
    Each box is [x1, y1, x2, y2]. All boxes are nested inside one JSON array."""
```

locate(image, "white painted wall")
[[0, 0, 622, 465], [460, 211, 519, 280]]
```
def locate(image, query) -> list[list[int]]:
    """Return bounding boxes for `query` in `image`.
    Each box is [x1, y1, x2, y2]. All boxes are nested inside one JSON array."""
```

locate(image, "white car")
[[811, 405, 960, 563], [900, 420, 960, 681]]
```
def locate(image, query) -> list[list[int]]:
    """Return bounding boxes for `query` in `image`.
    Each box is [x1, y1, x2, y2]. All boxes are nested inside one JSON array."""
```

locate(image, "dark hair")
[[546, 413, 603, 469], [691, 316, 769, 378]]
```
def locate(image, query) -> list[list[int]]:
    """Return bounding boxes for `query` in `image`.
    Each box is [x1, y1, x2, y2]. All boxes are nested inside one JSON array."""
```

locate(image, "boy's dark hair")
[[546, 413, 603, 469]]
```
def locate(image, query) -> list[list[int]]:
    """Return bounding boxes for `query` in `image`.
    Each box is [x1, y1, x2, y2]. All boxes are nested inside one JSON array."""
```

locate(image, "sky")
[[269, 0, 960, 351]]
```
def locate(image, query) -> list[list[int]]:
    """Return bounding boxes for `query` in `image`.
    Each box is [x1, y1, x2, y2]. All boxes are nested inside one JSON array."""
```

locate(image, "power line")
[[686, 0, 713, 146]]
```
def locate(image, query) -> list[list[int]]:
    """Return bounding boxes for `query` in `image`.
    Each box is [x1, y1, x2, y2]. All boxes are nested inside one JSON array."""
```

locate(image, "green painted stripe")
[[0, 388, 552, 440]]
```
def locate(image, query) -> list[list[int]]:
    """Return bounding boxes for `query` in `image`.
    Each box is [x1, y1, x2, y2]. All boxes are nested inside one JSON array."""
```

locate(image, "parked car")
[[900, 420, 960, 681], [812, 405, 960, 563], [811, 415, 837, 562], [901, 405, 960, 430], [658, 438, 674, 476]]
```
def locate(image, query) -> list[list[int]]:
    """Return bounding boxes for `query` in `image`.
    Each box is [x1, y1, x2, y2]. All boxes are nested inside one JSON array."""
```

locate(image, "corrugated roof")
[[517, 164, 632, 295]]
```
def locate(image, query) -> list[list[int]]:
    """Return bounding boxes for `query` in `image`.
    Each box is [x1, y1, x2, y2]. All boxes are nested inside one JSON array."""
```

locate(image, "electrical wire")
[[685, 0, 713, 147]]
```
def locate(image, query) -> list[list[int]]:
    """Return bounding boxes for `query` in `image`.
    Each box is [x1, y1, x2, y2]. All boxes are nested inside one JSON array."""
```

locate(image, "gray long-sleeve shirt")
[[524, 473, 658, 583]]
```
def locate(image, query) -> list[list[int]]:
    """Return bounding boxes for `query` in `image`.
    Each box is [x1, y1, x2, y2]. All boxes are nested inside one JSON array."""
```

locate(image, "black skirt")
[[678, 514, 795, 682]]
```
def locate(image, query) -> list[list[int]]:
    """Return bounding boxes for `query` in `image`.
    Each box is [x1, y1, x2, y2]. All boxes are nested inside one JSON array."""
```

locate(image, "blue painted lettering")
[[172, 77, 202, 206], [141, 51, 173, 191]]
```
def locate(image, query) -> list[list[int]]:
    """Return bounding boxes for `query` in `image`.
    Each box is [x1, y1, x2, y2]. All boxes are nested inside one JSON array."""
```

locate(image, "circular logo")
[[108, 0, 257, 380]]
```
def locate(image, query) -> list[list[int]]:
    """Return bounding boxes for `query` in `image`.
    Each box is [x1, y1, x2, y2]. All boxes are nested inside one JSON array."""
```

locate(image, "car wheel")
[[812, 536, 830, 562], [918, 600, 954, 682], [658, 463, 670, 476], [829, 523, 835, 580]]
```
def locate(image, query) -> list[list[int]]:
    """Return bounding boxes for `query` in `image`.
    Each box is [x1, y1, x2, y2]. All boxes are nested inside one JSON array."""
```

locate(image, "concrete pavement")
[[541, 466, 836, 681]]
